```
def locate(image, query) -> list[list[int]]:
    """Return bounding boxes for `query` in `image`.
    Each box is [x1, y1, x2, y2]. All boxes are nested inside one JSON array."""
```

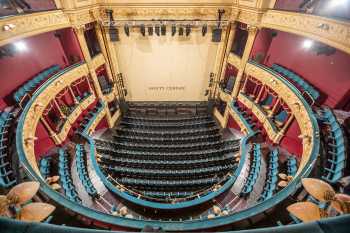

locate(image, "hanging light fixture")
[[171, 24, 176, 36]]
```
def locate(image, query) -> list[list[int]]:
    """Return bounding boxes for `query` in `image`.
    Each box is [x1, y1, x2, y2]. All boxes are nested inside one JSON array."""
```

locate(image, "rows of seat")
[[78, 101, 104, 135], [0, 111, 16, 188], [113, 133, 222, 144], [259, 149, 279, 201], [58, 148, 82, 203], [102, 163, 235, 178], [319, 108, 346, 183], [119, 177, 222, 189], [95, 138, 239, 153], [123, 114, 211, 123], [75, 144, 99, 198], [116, 125, 220, 138], [100, 110, 238, 199], [141, 191, 194, 199], [96, 145, 239, 161], [39, 156, 51, 180], [241, 144, 262, 197], [231, 102, 256, 134], [98, 153, 235, 166], [119, 119, 216, 130], [13, 65, 60, 103], [271, 64, 320, 101], [286, 157, 297, 177]]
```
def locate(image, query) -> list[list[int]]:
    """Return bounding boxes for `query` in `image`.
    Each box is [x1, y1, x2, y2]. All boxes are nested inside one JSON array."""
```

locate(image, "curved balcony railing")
[[16, 60, 319, 231]]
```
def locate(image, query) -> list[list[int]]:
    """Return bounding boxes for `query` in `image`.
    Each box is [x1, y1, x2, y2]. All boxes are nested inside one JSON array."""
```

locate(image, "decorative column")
[[53, 99, 65, 119], [255, 85, 265, 103], [68, 86, 78, 104], [95, 24, 116, 88], [40, 117, 61, 144], [274, 115, 295, 143], [269, 98, 281, 118], [214, 23, 237, 98], [98, 24, 123, 97], [74, 27, 113, 126], [231, 26, 258, 98]]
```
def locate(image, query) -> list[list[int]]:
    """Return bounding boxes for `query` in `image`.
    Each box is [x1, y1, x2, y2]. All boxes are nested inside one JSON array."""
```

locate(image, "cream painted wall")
[[114, 27, 219, 101]]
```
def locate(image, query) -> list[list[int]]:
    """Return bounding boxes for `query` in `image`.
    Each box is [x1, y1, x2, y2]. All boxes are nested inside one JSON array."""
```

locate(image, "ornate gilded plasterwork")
[[65, 6, 101, 28], [22, 64, 89, 174], [238, 93, 279, 142], [0, 10, 70, 47], [233, 6, 264, 26], [91, 53, 106, 69], [227, 53, 242, 69], [99, 6, 233, 21], [262, 10, 350, 54]]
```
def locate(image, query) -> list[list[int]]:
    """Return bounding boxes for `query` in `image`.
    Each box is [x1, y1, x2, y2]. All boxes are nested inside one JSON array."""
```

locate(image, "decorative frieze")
[[262, 10, 350, 54], [0, 10, 70, 46]]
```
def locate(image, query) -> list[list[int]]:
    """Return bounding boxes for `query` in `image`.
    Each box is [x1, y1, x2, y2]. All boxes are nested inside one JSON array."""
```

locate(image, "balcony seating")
[[78, 101, 104, 134], [271, 64, 320, 101], [58, 148, 82, 203], [286, 157, 297, 177], [0, 111, 16, 188], [39, 157, 51, 180], [231, 102, 256, 134], [259, 149, 279, 201], [274, 109, 289, 127], [259, 94, 274, 111], [75, 92, 92, 103], [241, 144, 262, 197], [75, 144, 99, 198], [319, 108, 347, 183], [13, 65, 60, 104]]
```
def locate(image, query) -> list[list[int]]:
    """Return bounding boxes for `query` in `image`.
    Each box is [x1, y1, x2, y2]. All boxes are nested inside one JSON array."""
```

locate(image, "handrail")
[[2, 214, 350, 233], [15, 61, 320, 230]]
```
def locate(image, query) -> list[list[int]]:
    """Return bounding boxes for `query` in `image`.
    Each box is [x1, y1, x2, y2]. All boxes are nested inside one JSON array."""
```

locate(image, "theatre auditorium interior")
[[0, 0, 350, 232]]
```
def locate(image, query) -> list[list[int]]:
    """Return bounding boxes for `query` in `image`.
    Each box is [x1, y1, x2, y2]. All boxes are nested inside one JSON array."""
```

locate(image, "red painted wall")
[[275, 0, 350, 20], [56, 28, 84, 65], [275, 0, 304, 10], [263, 31, 350, 109], [250, 29, 273, 62], [280, 120, 302, 156], [0, 31, 68, 108], [34, 121, 56, 158]]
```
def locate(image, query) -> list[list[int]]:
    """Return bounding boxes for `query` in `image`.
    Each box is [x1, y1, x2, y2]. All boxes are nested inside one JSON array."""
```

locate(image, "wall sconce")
[[25, 136, 38, 146], [3, 24, 15, 31]]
